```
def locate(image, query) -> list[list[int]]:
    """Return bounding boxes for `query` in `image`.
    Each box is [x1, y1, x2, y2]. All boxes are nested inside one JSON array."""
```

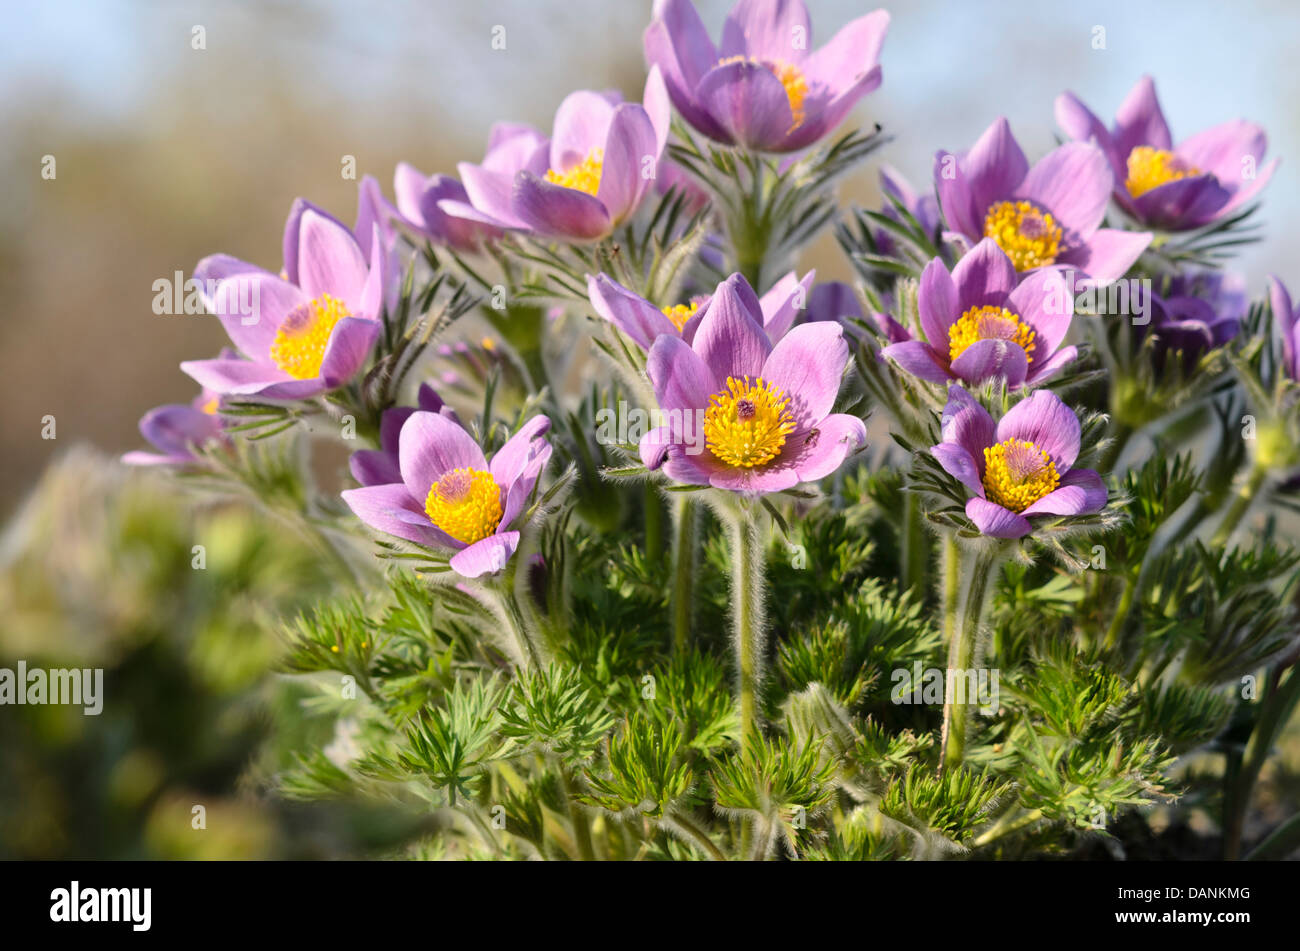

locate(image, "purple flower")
[[363, 164, 495, 254], [1148, 271, 1244, 364], [123, 355, 232, 467], [1269, 276, 1300, 381], [342, 413, 552, 579], [182, 200, 385, 400], [348, 383, 460, 488], [638, 273, 866, 493], [880, 239, 1077, 388], [936, 117, 1151, 283], [438, 72, 670, 242], [875, 165, 940, 255], [1056, 75, 1278, 232], [931, 385, 1106, 539], [645, 0, 889, 153], [587, 269, 814, 351]]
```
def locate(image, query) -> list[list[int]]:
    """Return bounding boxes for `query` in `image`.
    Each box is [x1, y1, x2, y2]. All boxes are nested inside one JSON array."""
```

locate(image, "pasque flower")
[[931, 385, 1106, 539], [639, 273, 866, 492], [360, 165, 494, 255], [936, 118, 1151, 283], [881, 238, 1077, 388], [1269, 276, 1300, 382], [122, 353, 233, 467], [1056, 75, 1278, 232], [587, 268, 815, 350], [644, 0, 889, 153], [1143, 275, 1243, 372], [342, 412, 552, 579], [438, 71, 670, 241], [348, 383, 460, 487], [182, 200, 385, 400]]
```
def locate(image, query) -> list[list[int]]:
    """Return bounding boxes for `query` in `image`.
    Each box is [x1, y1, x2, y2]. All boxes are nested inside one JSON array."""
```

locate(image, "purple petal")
[[1056, 228, 1152, 284], [319, 316, 380, 388], [342, 483, 448, 549], [950, 338, 1029, 388], [760, 321, 847, 432], [297, 207, 369, 310], [708, 463, 801, 495], [996, 389, 1080, 470], [512, 171, 612, 240], [1176, 120, 1268, 184], [966, 497, 1031, 538], [1131, 175, 1229, 231], [1021, 468, 1107, 517], [596, 103, 660, 225], [588, 273, 677, 349], [918, 256, 959, 347], [759, 269, 816, 342], [949, 118, 1030, 240], [880, 341, 952, 383], [501, 441, 553, 528], [1114, 75, 1173, 157], [350, 448, 402, 488], [491, 415, 553, 489], [180, 357, 323, 400], [551, 90, 618, 171], [647, 334, 716, 413], [952, 238, 1018, 311], [1024, 344, 1078, 385], [644, 65, 672, 155], [779, 63, 881, 153], [1008, 266, 1073, 355], [456, 163, 529, 229], [939, 383, 996, 463], [805, 9, 889, 90], [282, 198, 352, 287], [931, 442, 984, 498], [693, 274, 772, 384], [399, 411, 489, 503], [721, 0, 812, 62], [695, 59, 795, 152], [140, 404, 220, 456], [450, 532, 520, 579], [785, 413, 866, 483], [643, 8, 728, 143], [1269, 276, 1297, 377], [207, 270, 306, 358], [1054, 90, 1121, 173]]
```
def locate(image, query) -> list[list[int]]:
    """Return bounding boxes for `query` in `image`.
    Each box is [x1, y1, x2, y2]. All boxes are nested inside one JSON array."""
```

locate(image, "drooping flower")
[[181, 200, 385, 400], [122, 355, 233, 467], [1056, 75, 1278, 232], [438, 71, 670, 242], [644, 0, 889, 153], [341, 413, 551, 579], [1141, 272, 1244, 372], [638, 273, 866, 492], [935, 118, 1151, 283], [361, 164, 495, 255], [931, 385, 1106, 539], [881, 238, 1077, 388], [1269, 276, 1300, 382], [587, 269, 814, 351], [348, 383, 460, 488]]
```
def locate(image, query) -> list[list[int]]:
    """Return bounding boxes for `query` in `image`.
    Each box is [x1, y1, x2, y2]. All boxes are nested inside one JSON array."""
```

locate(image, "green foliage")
[[581, 714, 694, 819]]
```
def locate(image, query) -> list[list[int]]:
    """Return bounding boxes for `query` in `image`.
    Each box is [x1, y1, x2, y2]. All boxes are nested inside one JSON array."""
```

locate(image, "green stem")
[[1224, 666, 1300, 859], [560, 768, 595, 861], [939, 543, 1004, 773], [727, 511, 765, 745], [941, 532, 959, 650], [901, 491, 927, 597], [1102, 573, 1137, 651], [665, 809, 726, 861], [645, 483, 665, 564], [1211, 464, 1267, 549], [972, 808, 1044, 848], [491, 575, 543, 670], [1096, 419, 1135, 475], [671, 497, 698, 654]]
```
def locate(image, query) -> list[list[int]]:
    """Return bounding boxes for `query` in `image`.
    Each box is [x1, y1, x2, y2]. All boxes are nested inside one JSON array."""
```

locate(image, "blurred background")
[[2, 0, 1298, 857]]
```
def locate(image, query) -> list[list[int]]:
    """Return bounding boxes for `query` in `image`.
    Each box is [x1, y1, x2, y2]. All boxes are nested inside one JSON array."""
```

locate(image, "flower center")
[[947, 305, 1037, 365], [545, 148, 604, 196], [704, 376, 796, 469], [424, 467, 503, 545], [269, 293, 350, 379], [661, 302, 700, 332], [717, 56, 809, 128], [982, 438, 1060, 513], [200, 397, 220, 415], [983, 200, 1063, 271], [1125, 146, 1202, 198]]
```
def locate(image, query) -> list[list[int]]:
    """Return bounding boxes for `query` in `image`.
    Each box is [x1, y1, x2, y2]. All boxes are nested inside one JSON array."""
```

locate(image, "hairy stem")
[[664, 809, 726, 861], [901, 490, 927, 597], [939, 543, 1005, 773], [940, 531, 959, 649], [671, 496, 698, 653], [560, 768, 595, 861], [727, 511, 765, 745]]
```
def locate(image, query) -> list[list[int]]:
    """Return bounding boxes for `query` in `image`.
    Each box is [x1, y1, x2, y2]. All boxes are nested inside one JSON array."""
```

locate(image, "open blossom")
[[638, 273, 866, 493], [348, 383, 460, 488], [931, 385, 1106, 539], [122, 354, 233, 467], [936, 118, 1151, 284], [438, 71, 669, 242], [881, 238, 1077, 388], [645, 0, 889, 153], [181, 200, 385, 400], [1269, 277, 1300, 382], [587, 269, 814, 351], [342, 413, 552, 579], [1056, 76, 1278, 232]]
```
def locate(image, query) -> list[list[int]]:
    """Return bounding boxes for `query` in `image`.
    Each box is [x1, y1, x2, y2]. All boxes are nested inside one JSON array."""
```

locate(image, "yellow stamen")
[[545, 148, 604, 196], [661, 302, 700, 333], [982, 438, 1060, 513], [1125, 146, 1202, 198], [983, 200, 1063, 271], [424, 467, 503, 545], [947, 305, 1037, 365], [269, 293, 350, 380], [200, 397, 220, 415], [717, 56, 809, 129], [704, 376, 796, 469], [481, 337, 496, 352]]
